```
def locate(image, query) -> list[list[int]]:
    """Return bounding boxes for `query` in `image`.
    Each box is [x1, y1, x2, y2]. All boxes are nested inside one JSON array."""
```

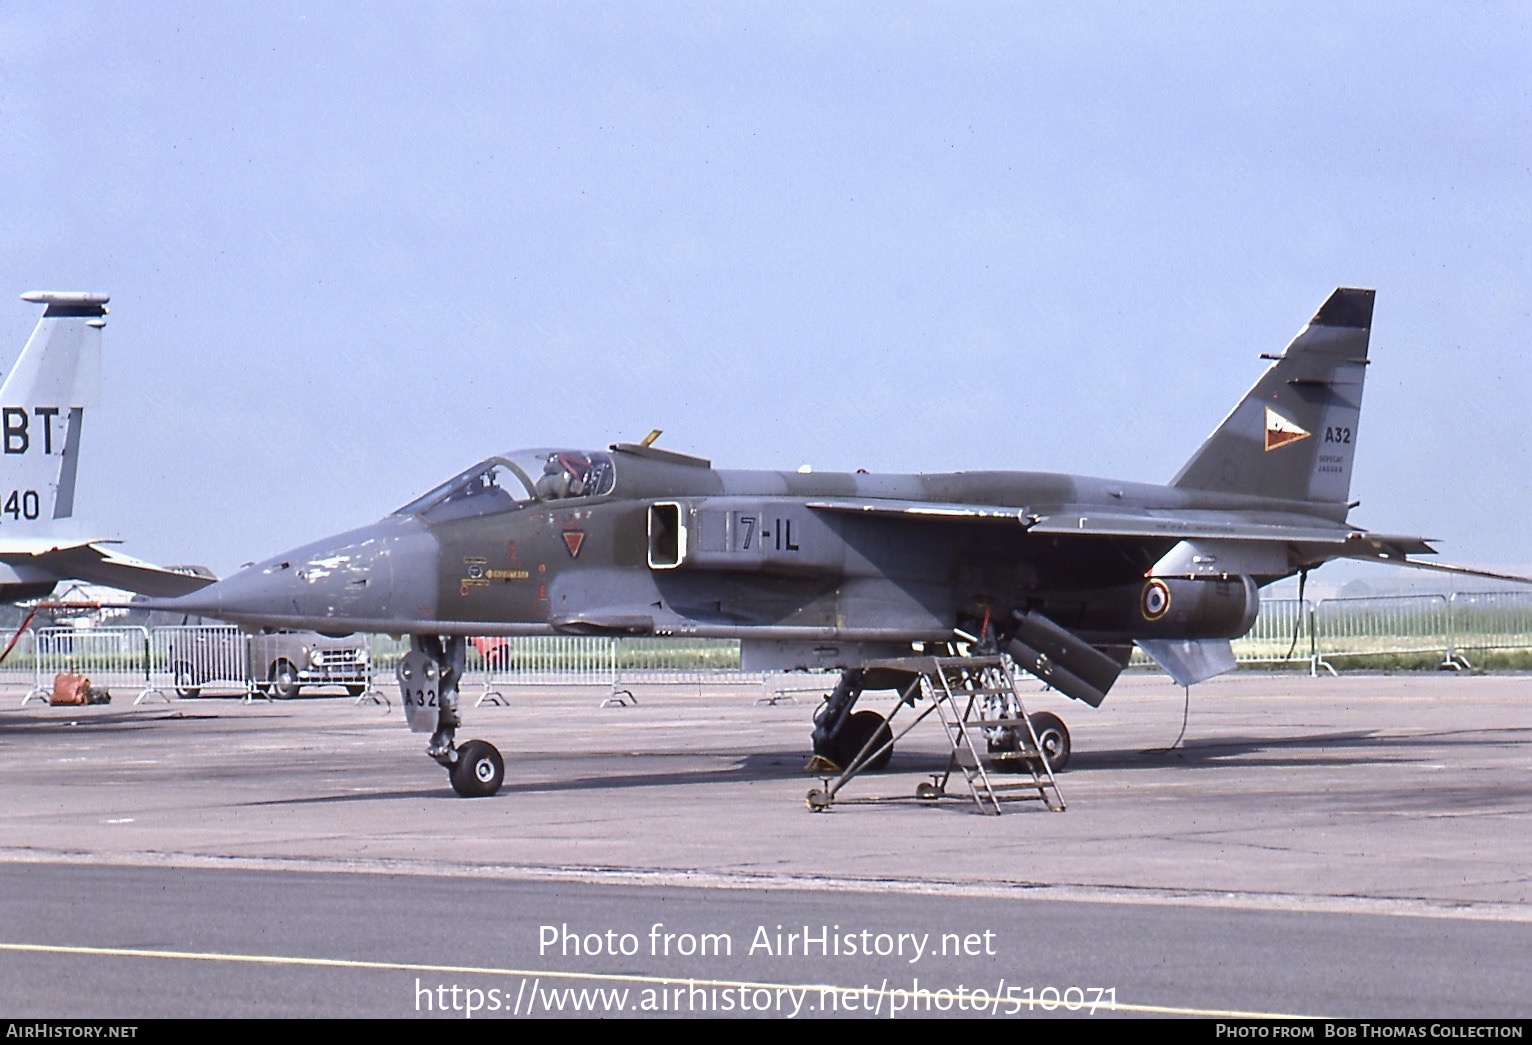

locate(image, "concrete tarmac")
[[1, 671, 1529, 1018]]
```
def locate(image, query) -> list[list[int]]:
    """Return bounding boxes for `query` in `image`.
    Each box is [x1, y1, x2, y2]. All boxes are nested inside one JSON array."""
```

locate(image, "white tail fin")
[[2, 292, 108, 530]]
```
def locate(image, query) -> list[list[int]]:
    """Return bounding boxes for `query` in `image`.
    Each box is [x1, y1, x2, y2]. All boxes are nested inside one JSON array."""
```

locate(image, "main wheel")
[[172, 662, 200, 699], [1028, 711, 1071, 771], [835, 710, 893, 772], [269, 660, 301, 699], [450, 739, 504, 798]]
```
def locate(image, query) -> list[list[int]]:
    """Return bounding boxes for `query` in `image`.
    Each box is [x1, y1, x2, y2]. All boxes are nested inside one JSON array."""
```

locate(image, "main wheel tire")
[[269, 660, 301, 700], [450, 739, 505, 798], [836, 710, 894, 772], [1028, 711, 1071, 771], [172, 662, 200, 699]]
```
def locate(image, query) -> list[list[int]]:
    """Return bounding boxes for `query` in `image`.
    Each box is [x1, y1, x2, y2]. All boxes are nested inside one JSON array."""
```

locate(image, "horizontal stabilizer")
[[1335, 553, 1532, 586], [3, 542, 219, 598]]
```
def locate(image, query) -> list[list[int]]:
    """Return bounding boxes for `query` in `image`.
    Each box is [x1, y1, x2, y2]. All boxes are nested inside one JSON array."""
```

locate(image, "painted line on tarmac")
[[0, 940, 1319, 1019], [2, 847, 1529, 924]]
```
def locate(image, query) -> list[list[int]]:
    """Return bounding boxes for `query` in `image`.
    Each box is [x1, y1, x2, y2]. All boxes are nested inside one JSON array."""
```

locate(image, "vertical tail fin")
[[1171, 287, 1373, 511], [3, 292, 107, 529]]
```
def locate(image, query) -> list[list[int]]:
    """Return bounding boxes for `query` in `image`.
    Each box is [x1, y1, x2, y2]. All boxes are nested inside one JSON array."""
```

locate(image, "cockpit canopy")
[[394, 449, 617, 522]]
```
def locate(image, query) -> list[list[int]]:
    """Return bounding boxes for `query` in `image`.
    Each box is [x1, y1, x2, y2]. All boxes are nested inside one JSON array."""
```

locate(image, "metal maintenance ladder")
[[804, 653, 1065, 815], [919, 654, 1065, 815]]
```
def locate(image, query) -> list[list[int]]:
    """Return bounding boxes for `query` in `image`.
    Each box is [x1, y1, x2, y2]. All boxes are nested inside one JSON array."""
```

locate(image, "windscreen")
[[392, 459, 536, 522], [393, 450, 616, 520]]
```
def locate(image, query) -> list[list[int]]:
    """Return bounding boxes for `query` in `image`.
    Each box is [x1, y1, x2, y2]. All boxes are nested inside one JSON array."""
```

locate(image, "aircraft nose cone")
[[166, 517, 439, 630]]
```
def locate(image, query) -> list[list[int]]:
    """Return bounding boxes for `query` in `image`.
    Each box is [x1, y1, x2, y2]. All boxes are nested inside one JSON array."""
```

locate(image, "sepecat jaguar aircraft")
[[148, 288, 1526, 796]]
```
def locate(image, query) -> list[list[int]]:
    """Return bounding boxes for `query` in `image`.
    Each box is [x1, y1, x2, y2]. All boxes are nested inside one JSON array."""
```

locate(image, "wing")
[[0, 539, 217, 598], [808, 499, 1531, 584]]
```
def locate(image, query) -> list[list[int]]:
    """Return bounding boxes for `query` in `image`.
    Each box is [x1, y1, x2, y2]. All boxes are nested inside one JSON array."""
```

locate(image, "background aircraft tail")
[[2, 292, 107, 529], [1171, 287, 1373, 513]]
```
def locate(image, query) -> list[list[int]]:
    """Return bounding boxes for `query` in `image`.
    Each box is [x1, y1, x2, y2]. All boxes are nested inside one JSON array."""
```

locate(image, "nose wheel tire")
[[449, 739, 504, 798]]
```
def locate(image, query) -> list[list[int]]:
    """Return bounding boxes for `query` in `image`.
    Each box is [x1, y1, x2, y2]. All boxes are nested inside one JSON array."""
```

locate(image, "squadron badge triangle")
[[1264, 406, 1310, 451]]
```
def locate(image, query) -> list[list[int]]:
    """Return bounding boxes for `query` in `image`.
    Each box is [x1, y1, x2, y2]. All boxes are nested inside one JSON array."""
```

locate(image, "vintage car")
[[169, 627, 370, 698]]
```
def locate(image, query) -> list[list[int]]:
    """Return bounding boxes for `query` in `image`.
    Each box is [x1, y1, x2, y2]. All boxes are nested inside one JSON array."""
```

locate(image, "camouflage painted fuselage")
[[171, 443, 1355, 651]]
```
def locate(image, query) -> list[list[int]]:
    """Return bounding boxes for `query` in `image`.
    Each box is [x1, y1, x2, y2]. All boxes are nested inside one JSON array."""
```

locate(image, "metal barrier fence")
[[5, 593, 1530, 708], [1116, 591, 1532, 676]]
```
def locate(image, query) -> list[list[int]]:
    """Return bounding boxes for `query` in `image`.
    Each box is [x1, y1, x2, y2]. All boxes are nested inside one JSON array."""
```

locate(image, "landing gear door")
[[396, 649, 441, 733]]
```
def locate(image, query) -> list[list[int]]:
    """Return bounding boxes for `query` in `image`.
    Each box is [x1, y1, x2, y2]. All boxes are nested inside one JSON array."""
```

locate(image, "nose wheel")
[[400, 635, 506, 798], [447, 739, 504, 798]]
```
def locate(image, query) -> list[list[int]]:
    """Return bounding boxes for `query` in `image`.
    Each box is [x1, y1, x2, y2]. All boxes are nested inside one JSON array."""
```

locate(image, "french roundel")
[[1141, 579, 1171, 622]]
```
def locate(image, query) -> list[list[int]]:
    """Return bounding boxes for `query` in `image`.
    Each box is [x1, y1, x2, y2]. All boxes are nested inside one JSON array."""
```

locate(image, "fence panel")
[[150, 625, 256, 699], [1314, 594, 1451, 667], [25, 626, 153, 704], [614, 637, 746, 686], [501, 635, 618, 686], [1448, 591, 1532, 662]]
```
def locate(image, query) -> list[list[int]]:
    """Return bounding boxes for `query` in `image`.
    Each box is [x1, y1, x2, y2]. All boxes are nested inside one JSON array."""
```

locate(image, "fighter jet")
[[153, 288, 1524, 796], [0, 293, 214, 601]]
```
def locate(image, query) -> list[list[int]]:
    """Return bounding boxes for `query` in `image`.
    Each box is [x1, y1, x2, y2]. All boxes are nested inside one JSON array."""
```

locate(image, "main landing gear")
[[809, 669, 897, 772], [809, 660, 1073, 775], [396, 635, 505, 797], [806, 654, 1070, 815]]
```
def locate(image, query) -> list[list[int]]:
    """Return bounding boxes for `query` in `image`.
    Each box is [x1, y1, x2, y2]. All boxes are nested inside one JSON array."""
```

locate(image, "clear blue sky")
[[1, 3, 1528, 577]]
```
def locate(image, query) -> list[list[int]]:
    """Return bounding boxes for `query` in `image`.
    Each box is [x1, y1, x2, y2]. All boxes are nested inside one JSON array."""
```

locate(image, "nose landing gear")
[[397, 635, 505, 797]]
